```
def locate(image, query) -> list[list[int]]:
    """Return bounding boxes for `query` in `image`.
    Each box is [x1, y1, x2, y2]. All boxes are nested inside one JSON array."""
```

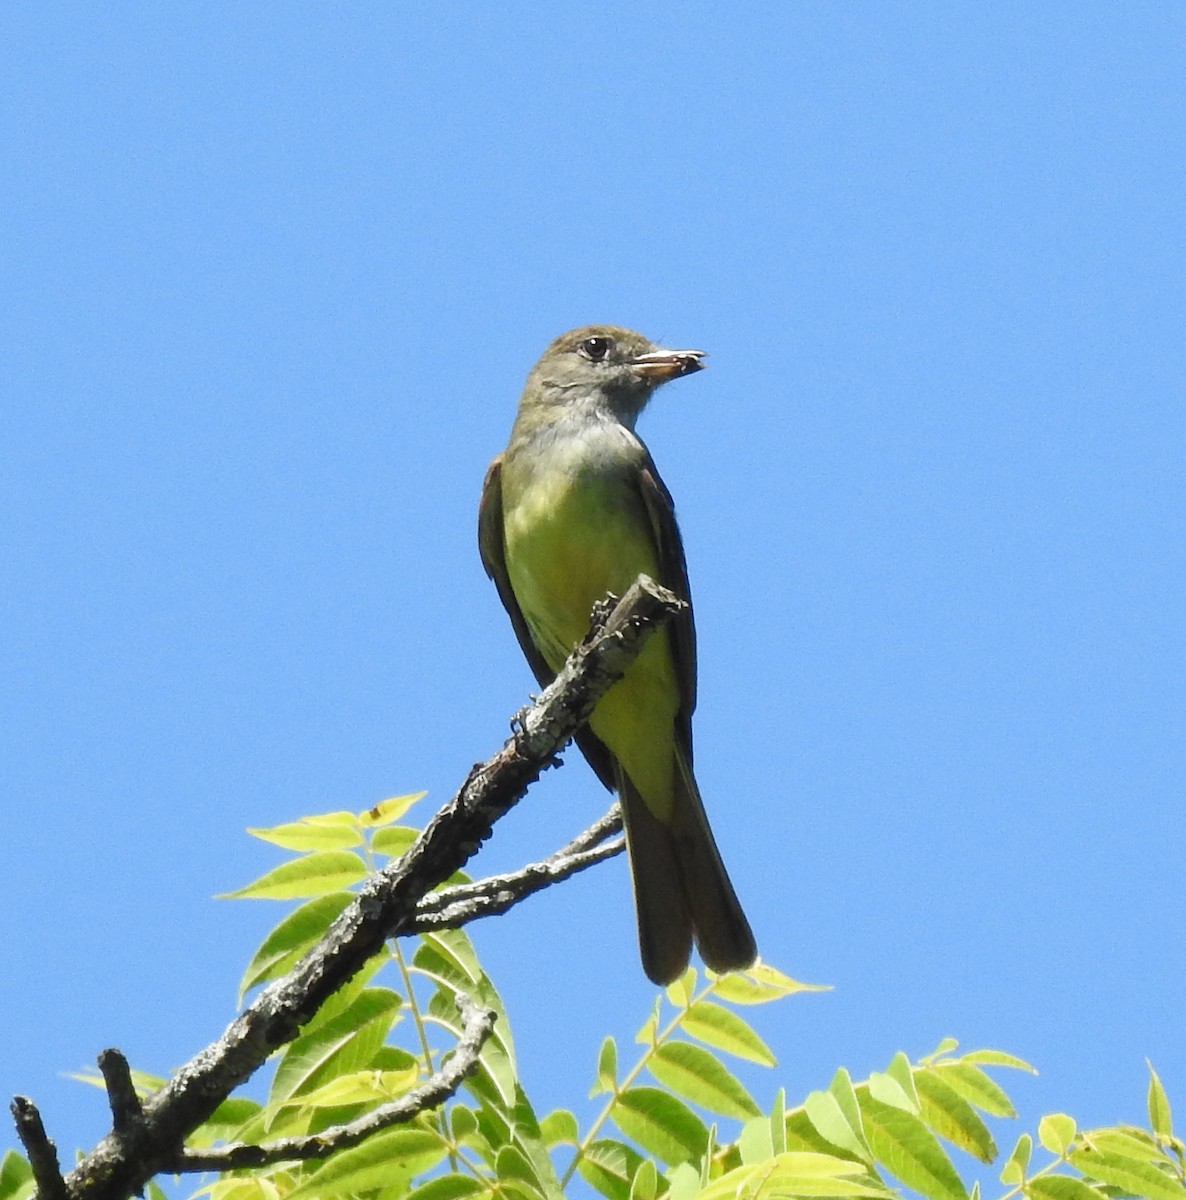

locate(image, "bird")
[[478, 324, 757, 985]]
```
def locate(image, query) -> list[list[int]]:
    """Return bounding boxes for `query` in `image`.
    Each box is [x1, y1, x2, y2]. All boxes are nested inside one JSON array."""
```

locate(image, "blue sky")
[[3, 1, 1183, 1182]]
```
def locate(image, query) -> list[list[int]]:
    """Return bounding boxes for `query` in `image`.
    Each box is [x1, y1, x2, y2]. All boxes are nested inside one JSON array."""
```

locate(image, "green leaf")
[[285, 1127, 447, 1199], [465, 1069, 519, 1148], [197, 1179, 283, 1200], [447, 1103, 496, 1172], [961, 1049, 1036, 1073], [496, 1144, 547, 1199], [927, 1038, 961, 1060], [710, 962, 825, 1005], [739, 1113, 776, 1164], [915, 1069, 997, 1164], [270, 989, 400, 1106], [541, 1108, 578, 1148], [1083, 1128, 1161, 1158], [825, 1069, 871, 1159], [1068, 1150, 1186, 1200], [220, 851, 367, 900], [491, 1183, 544, 1200], [701, 1117, 717, 1180], [859, 1094, 968, 1200], [577, 1139, 648, 1200], [237, 892, 354, 997], [786, 1107, 852, 1156], [1039, 1113, 1077, 1156], [448, 1102, 482, 1145], [474, 1082, 562, 1200], [696, 1152, 890, 1200], [649, 1041, 760, 1120], [405, 1175, 489, 1200], [293, 1065, 420, 1108], [868, 1071, 918, 1113], [1026, 1177, 1106, 1200], [186, 1096, 265, 1147], [681, 999, 776, 1066], [417, 927, 487, 991], [804, 1086, 871, 1163], [360, 791, 428, 826], [665, 967, 697, 1008], [935, 1062, 1018, 1118], [770, 1153, 879, 1177], [668, 1163, 706, 1200], [1148, 1062, 1174, 1138], [594, 1037, 618, 1096], [417, 931, 518, 1109], [1001, 1133, 1032, 1184], [297, 952, 388, 1038], [0, 1150, 33, 1200], [371, 826, 419, 859], [771, 1087, 788, 1155], [887, 1052, 921, 1110], [612, 1086, 710, 1166], [635, 998, 661, 1047], [247, 813, 363, 852], [629, 1157, 659, 1200]]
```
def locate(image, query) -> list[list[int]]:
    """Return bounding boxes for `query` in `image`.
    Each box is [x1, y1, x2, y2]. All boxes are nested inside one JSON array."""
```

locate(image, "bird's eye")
[[579, 336, 613, 361]]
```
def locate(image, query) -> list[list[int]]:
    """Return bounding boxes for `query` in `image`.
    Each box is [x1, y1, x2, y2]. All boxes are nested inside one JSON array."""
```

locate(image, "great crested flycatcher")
[[478, 325, 757, 985]]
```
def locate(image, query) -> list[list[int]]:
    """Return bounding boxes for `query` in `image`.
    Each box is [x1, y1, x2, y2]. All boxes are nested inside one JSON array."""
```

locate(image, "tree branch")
[[413, 806, 624, 930], [169, 993, 495, 1172], [21, 576, 682, 1200], [10, 1097, 67, 1200], [96, 1051, 142, 1137]]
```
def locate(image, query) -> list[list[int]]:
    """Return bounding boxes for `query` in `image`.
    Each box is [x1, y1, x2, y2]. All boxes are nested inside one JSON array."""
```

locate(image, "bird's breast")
[[501, 436, 660, 671]]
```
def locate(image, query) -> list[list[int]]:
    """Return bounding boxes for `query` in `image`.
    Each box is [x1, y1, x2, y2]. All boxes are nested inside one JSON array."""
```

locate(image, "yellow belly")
[[504, 469, 679, 813]]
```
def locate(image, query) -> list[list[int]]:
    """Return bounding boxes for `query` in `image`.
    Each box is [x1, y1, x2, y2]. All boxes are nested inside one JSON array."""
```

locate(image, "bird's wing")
[[478, 454, 617, 789], [478, 455, 554, 688], [636, 452, 698, 762]]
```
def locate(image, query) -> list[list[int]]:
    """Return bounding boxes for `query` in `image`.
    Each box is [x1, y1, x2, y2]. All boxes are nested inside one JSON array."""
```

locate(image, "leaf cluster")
[[2, 798, 1181, 1200]]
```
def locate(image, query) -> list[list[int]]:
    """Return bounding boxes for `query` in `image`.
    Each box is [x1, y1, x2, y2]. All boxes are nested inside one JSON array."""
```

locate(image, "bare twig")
[[19, 576, 682, 1200], [553, 806, 624, 855], [11, 1097, 67, 1200], [97, 1051, 142, 1136], [170, 994, 495, 1172], [414, 805, 625, 930]]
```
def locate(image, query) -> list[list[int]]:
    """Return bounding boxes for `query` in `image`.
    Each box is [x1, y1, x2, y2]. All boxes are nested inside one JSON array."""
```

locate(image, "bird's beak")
[[631, 348, 707, 381]]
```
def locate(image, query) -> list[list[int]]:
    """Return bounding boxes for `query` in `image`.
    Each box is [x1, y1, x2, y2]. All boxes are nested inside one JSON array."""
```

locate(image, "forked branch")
[[11, 576, 683, 1200]]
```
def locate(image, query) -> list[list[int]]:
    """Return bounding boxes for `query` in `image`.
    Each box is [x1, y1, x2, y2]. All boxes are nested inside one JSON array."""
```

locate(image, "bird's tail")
[[617, 752, 757, 986]]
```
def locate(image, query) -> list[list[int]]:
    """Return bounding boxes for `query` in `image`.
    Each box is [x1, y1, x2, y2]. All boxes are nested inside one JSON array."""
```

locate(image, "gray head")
[[521, 325, 706, 426]]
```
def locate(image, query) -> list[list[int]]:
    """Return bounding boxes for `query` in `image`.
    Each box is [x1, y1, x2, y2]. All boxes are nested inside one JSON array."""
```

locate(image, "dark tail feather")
[[617, 756, 757, 986], [672, 749, 757, 976], [618, 767, 695, 985]]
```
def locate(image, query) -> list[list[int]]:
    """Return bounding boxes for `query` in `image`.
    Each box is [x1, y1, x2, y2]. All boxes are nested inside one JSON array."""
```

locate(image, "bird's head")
[[523, 325, 706, 424]]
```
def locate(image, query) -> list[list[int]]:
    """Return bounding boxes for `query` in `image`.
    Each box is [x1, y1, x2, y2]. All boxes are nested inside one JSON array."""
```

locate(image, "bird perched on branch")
[[478, 325, 756, 985]]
